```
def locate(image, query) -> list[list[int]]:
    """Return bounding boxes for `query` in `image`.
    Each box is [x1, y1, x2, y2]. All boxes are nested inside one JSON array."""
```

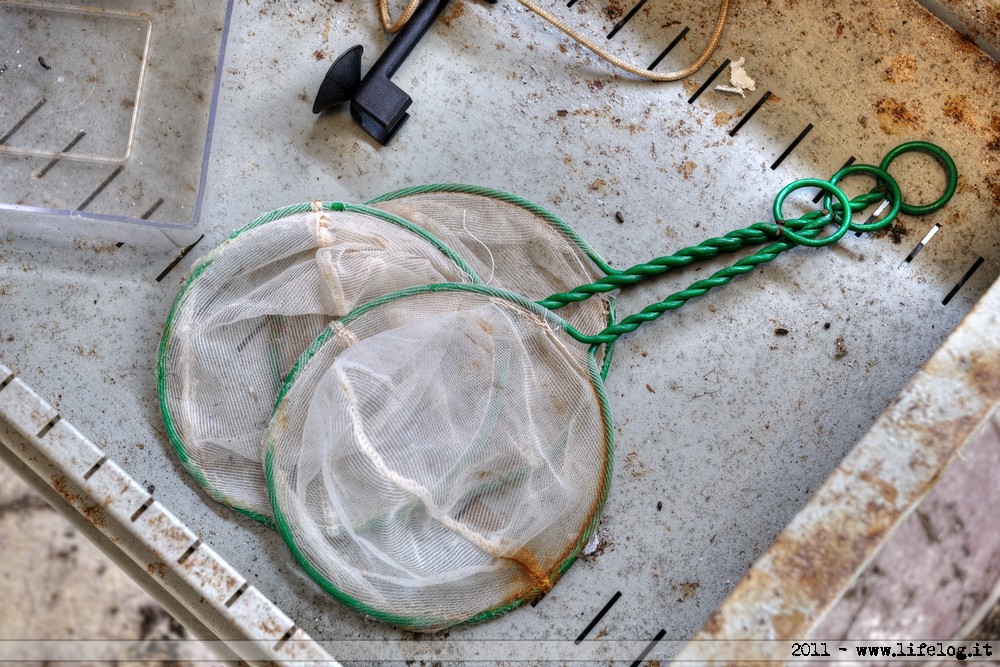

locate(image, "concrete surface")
[[1, 0, 1000, 662]]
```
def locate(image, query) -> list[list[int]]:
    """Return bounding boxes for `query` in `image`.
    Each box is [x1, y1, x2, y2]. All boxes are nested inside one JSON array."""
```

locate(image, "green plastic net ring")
[[263, 283, 613, 631], [772, 178, 852, 248], [823, 164, 902, 234], [158, 188, 619, 527], [878, 141, 958, 216], [157, 202, 482, 526]]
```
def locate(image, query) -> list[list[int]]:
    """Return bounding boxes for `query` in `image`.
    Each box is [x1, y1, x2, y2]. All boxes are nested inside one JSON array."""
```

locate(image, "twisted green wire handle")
[[537, 202, 840, 310], [538, 184, 871, 311], [575, 225, 820, 345], [545, 141, 957, 346]]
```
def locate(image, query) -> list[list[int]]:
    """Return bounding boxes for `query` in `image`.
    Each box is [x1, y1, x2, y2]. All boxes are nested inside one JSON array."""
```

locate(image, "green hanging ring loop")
[[772, 178, 852, 248], [823, 164, 903, 233], [879, 141, 958, 216]]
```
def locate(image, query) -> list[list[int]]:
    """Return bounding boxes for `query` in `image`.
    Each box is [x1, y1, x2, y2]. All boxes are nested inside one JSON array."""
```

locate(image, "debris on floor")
[[716, 57, 756, 96]]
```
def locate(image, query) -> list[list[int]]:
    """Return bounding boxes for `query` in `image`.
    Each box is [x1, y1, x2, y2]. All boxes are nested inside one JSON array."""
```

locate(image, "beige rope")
[[379, 0, 423, 33], [516, 0, 730, 81], [378, 0, 731, 80]]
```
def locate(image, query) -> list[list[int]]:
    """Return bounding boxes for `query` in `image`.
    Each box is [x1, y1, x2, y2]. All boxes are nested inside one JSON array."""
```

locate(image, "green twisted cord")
[[550, 141, 959, 346], [567, 231, 815, 345], [538, 201, 859, 311]]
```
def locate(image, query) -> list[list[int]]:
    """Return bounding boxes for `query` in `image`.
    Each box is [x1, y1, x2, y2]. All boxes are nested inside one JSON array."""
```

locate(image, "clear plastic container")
[[0, 1, 234, 246]]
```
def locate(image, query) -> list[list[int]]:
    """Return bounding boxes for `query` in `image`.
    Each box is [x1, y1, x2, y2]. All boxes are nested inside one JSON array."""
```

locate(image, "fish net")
[[264, 285, 611, 630], [159, 191, 613, 522]]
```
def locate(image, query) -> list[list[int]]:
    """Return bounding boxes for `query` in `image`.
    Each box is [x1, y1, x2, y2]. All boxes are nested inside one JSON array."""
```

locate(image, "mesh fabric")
[[161, 190, 616, 524], [159, 204, 476, 522], [265, 285, 613, 630], [369, 186, 613, 337]]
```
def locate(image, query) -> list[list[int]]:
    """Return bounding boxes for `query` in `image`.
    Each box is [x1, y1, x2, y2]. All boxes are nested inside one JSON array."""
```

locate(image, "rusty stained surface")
[[811, 408, 1000, 647], [39, 421, 106, 484], [49, 456, 149, 536], [225, 585, 299, 647], [674, 275, 1000, 663], [919, 0, 1000, 57], [0, 366, 101, 478], [137, 503, 198, 562], [181, 545, 244, 604]]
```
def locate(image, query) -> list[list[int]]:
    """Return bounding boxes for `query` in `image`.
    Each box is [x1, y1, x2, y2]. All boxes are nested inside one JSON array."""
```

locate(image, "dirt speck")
[[834, 336, 848, 359], [677, 581, 700, 601], [942, 95, 974, 125], [440, 3, 464, 27], [883, 55, 917, 83], [623, 449, 651, 478], [713, 111, 732, 126], [603, 0, 625, 21], [859, 470, 898, 504], [587, 178, 607, 193], [985, 171, 1000, 209], [874, 219, 908, 244], [145, 562, 167, 579], [80, 503, 105, 529], [874, 98, 923, 135], [313, 49, 325, 61], [73, 240, 118, 255], [677, 160, 697, 179]]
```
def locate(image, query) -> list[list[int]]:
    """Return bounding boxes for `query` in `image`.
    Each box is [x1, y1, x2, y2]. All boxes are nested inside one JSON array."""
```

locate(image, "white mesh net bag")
[[158, 202, 479, 523], [159, 191, 615, 524], [368, 185, 613, 337], [264, 284, 612, 631]]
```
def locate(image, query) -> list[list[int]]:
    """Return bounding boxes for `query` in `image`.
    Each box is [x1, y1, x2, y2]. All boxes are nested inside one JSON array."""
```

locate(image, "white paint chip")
[[715, 57, 756, 97]]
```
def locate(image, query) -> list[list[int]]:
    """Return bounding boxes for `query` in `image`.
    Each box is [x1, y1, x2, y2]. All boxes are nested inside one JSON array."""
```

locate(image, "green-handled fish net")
[[162, 142, 957, 631], [158, 190, 616, 523]]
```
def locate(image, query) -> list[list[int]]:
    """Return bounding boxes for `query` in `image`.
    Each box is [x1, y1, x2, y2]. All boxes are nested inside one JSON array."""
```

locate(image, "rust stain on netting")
[[505, 546, 554, 593]]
